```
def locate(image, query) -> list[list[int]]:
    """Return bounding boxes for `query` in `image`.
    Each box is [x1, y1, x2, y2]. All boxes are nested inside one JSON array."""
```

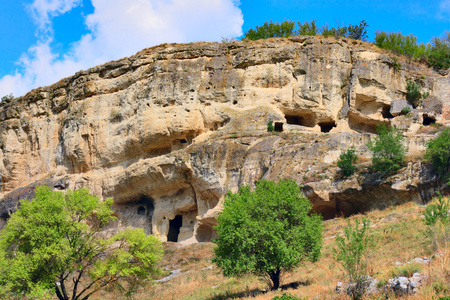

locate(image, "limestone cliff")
[[0, 37, 448, 243]]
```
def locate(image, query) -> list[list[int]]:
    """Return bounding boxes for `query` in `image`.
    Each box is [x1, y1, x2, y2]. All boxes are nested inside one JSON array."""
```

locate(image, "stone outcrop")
[[0, 36, 449, 243]]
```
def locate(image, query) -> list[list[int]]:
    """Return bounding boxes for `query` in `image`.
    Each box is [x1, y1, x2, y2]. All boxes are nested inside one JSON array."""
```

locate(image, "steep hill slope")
[[0, 36, 449, 243]]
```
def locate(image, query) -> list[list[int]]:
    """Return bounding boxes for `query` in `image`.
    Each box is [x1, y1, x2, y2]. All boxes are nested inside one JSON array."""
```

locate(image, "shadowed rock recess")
[[0, 37, 449, 243]]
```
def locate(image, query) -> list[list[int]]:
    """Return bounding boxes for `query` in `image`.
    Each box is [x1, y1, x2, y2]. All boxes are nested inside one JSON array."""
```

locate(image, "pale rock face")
[[0, 37, 448, 243]]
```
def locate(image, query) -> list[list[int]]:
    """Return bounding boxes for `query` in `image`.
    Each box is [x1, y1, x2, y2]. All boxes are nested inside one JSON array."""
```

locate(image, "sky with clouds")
[[1, 0, 450, 97]]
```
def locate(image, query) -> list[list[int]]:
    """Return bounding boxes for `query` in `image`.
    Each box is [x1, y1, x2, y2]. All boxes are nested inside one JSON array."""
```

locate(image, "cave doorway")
[[167, 215, 182, 242], [274, 122, 283, 132], [382, 105, 393, 119], [423, 115, 436, 126], [196, 225, 212, 242], [137, 206, 146, 215], [319, 121, 336, 133]]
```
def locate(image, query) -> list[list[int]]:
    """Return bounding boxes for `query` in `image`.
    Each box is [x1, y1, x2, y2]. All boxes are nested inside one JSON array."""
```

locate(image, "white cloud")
[[0, 0, 243, 97], [439, 0, 450, 18], [28, 0, 83, 36]]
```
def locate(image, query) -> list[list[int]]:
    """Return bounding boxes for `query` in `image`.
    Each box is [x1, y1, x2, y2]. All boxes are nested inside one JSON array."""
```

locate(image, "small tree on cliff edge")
[[0, 186, 163, 300], [213, 179, 323, 290]]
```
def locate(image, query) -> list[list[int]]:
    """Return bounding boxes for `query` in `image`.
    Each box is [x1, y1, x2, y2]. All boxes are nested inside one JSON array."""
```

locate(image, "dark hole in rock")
[[196, 224, 212, 242], [285, 113, 315, 127], [382, 105, 393, 119], [137, 206, 146, 215], [423, 114, 436, 126], [274, 122, 283, 132], [180, 139, 187, 144], [233, 100, 238, 105], [319, 121, 336, 133], [167, 215, 182, 242]]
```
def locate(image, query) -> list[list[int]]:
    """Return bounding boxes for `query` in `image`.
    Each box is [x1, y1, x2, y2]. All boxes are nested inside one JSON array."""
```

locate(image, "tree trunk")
[[268, 268, 281, 290]]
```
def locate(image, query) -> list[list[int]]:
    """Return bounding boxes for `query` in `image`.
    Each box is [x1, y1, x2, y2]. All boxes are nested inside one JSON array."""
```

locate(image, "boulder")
[[390, 100, 414, 116]]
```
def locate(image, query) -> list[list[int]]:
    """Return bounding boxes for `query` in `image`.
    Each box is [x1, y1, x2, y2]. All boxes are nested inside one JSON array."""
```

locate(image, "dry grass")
[[91, 201, 449, 300]]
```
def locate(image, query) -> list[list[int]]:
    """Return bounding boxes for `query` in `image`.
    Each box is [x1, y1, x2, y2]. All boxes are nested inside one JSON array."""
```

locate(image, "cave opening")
[[285, 112, 315, 127], [274, 122, 283, 132], [382, 105, 393, 119], [137, 206, 146, 215], [167, 215, 183, 242], [180, 139, 187, 144], [423, 114, 436, 126], [319, 121, 336, 133]]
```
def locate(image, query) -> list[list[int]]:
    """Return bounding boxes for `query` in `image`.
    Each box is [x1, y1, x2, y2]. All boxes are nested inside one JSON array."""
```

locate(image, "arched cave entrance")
[[319, 121, 336, 133], [137, 206, 146, 215], [423, 114, 436, 126], [167, 215, 183, 242]]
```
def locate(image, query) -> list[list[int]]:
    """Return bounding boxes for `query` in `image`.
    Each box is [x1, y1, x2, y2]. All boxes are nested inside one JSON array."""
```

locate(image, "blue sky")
[[1, 0, 449, 97]]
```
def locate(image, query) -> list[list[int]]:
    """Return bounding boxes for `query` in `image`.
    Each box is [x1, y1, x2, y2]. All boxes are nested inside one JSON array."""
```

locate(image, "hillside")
[[0, 36, 449, 245]]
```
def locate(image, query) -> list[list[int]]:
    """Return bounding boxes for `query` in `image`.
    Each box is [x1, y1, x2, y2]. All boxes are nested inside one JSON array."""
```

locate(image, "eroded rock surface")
[[0, 37, 449, 243]]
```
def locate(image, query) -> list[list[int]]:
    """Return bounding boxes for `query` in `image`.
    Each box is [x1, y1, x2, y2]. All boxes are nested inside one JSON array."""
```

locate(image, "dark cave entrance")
[[319, 121, 336, 133], [274, 122, 283, 132], [167, 215, 183, 242], [382, 105, 393, 119], [285, 112, 316, 127], [137, 206, 146, 215], [423, 114, 436, 126]]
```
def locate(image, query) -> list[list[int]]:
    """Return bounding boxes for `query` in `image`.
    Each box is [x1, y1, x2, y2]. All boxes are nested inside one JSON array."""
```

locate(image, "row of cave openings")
[[273, 112, 337, 133], [273, 110, 436, 134], [133, 195, 212, 243]]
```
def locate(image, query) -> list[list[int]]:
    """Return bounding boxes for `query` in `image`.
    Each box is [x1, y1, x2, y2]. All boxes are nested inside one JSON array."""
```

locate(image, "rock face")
[[0, 37, 449, 243]]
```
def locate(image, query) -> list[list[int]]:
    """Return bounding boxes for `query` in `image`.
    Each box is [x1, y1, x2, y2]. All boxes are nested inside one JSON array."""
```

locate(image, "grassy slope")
[[93, 200, 449, 300]]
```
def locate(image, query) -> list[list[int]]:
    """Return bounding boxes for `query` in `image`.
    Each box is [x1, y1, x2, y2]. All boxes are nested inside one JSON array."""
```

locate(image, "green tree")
[[337, 147, 358, 177], [429, 32, 450, 70], [0, 186, 163, 300], [213, 179, 323, 290], [334, 217, 374, 300], [244, 20, 295, 40], [296, 20, 319, 36], [406, 79, 429, 107], [347, 20, 368, 41], [368, 124, 406, 175], [424, 127, 450, 180]]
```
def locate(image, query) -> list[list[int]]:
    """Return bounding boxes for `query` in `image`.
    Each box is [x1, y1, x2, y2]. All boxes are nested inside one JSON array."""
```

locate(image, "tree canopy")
[[213, 179, 323, 290], [0, 186, 163, 300]]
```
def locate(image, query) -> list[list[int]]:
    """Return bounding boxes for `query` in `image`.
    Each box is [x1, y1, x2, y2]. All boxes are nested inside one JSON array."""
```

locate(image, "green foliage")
[[368, 124, 406, 175], [374, 31, 431, 59], [213, 179, 323, 290], [1, 94, 14, 103], [391, 262, 423, 278], [424, 128, 450, 179], [347, 20, 368, 41], [272, 293, 302, 300], [244, 20, 295, 40], [337, 147, 358, 177], [406, 79, 428, 107], [400, 106, 411, 115], [267, 118, 275, 132], [423, 193, 449, 262], [296, 20, 319, 36], [334, 217, 374, 300], [429, 32, 450, 70], [0, 186, 163, 300]]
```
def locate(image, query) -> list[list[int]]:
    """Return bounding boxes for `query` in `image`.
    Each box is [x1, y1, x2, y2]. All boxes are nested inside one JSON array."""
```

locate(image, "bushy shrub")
[[245, 20, 295, 40], [374, 31, 430, 59], [424, 128, 450, 179], [267, 118, 275, 132], [1, 94, 14, 103], [273, 293, 302, 300], [334, 217, 374, 300], [368, 124, 406, 175], [400, 106, 411, 115], [337, 147, 358, 177], [406, 80, 429, 107], [429, 32, 450, 70], [296, 20, 319, 36]]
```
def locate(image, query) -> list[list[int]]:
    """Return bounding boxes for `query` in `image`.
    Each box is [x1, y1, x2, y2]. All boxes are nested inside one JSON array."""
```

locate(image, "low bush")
[[337, 147, 358, 177], [391, 262, 423, 277], [424, 128, 450, 179], [244, 20, 295, 40]]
